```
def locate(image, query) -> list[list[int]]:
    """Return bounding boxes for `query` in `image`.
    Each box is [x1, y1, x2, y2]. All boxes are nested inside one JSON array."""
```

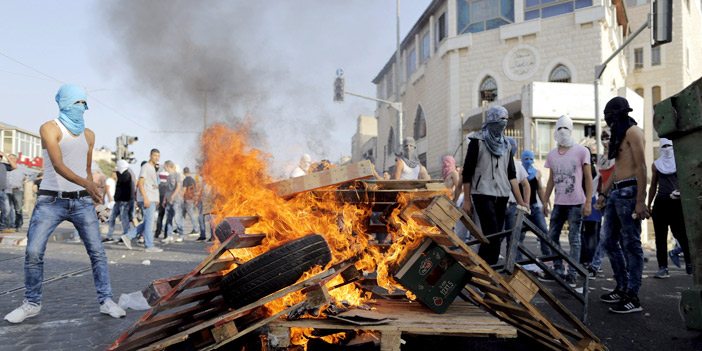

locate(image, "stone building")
[[356, 0, 702, 178]]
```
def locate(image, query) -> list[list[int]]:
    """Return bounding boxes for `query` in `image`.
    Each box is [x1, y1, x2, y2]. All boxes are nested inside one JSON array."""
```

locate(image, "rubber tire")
[[219, 234, 332, 309]]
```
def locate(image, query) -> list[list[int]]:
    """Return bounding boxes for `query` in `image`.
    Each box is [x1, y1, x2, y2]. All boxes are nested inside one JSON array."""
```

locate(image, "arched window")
[[387, 127, 395, 155], [549, 65, 571, 83], [414, 105, 427, 139], [480, 76, 498, 104]]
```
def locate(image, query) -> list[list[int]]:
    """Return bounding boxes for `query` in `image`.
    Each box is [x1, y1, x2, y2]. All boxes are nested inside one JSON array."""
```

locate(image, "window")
[[634, 48, 643, 69], [386, 69, 393, 98], [436, 13, 447, 50], [626, 0, 650, 6], [635, 88, 644, 97], [406, 47, 416, 78], [480, 76, 498, 104], [377, 81, 384, 108], [651, 46, 661, 66], [457, 0, 514, 34], [387, 127, 396, 155], [524, 0, 591, 20], [652, 86, 662, 105], [414, 106, 427, 139], [420, 31, 430, 63], [549, 65, 572, 83]]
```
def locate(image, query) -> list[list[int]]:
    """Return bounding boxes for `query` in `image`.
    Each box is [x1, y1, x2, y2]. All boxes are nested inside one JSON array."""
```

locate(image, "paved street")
[[0, 221, 701, 350]]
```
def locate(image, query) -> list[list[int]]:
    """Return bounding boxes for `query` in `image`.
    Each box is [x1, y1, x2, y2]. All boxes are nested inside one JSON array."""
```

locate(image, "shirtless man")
[[594, 96, 649, 314]]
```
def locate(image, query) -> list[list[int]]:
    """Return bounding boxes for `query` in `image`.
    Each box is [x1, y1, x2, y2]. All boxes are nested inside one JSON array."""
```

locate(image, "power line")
[[0, 51, 65, 84]]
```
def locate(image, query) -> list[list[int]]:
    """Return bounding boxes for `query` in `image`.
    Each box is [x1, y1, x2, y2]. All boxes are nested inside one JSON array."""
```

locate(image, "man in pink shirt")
[[541, 115, 593, 287]]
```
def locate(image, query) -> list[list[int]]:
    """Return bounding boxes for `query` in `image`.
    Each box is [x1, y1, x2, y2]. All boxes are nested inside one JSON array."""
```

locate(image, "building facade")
[[0, 122, 43, 171], [359, 0, 702, 178]]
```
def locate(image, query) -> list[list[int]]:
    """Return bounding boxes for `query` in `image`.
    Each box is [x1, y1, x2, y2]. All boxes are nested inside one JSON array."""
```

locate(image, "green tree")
[[97, 159, 115, 176]]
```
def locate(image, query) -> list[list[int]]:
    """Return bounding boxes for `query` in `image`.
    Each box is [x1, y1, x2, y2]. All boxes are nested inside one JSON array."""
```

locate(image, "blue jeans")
[[198, 201, 213, 240], [548, 204, 582, 279], [506, 203, 552, 261], [8, 189, 23, 229], [24, 195, 113, 304], [165, 201, 183, 237], [124, 201, 156, 248], [0, 191, 10, 231], [601, 185, 644, 295], [184, 200, 200, 232], [107, 201, 134, 239]]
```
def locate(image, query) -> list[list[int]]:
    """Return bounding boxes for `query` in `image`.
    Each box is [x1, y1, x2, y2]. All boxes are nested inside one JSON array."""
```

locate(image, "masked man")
[[4, 85, 125, 324], [394, 137, 430, 180], [595, 96, 649, 314]]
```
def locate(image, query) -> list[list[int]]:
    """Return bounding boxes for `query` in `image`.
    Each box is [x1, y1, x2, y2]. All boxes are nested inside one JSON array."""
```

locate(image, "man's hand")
[[462, 200, 473, 217], [85, 180, 103, 204], [582, 202, 592, 218], [143, 201, 151, 208], [634, 201, 650, 220], [594, 195, 606, 211], [542, 203, 550, 217]]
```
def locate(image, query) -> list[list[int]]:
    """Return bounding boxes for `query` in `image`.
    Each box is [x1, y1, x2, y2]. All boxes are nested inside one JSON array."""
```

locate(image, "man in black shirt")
[[181, 167, 199, 234], [104, 160, 135, 242]]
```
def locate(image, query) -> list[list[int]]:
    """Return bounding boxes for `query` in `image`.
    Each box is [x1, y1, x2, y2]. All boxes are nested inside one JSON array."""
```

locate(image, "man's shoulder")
[[39, 120, 59, 136], [625, 125, 644, 139]]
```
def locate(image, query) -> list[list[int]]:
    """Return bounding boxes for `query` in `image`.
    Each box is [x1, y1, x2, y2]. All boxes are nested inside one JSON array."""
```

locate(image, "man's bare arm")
[[393, 160, 403, 180], [536, 170, 548, 206], [542, 169, 554, 216], [582, 163, 593, 217], [419, 165, 430, 180], [138, 177, 150, 207], [519, 177, 530, 206], [628, 127, 649, 219]]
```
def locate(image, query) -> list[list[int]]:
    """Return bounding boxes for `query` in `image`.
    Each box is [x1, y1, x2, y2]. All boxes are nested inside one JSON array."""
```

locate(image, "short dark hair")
[[183, 167, 190, 174], [141, 161, 147, 166], [150, 148, 160, 155]]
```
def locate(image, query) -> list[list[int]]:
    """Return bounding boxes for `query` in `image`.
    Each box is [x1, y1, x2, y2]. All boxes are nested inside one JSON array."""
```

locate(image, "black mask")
[[603, 97, 636, 160]]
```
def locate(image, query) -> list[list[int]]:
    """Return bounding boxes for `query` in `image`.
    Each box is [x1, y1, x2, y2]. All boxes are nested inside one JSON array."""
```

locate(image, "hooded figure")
[[442, 155, 456, 180], [654, 138, 676, 175], [55, 84, 88, 136], [481, 106, 510, 156], [401, 137, 420, 168], [603, 97, 637, 160], [553, 115, 576, 147], [116, 160, 130, 174], [597, 128, 615, 171], [521, 150, 537, 181]]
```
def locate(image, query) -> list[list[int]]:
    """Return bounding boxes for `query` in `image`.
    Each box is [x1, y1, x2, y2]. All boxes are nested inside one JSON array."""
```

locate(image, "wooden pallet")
[[398, 196, 607, 351], [268, 299, 517, 351], [107, 217, 356, 351], [271, 160, 374, 198]]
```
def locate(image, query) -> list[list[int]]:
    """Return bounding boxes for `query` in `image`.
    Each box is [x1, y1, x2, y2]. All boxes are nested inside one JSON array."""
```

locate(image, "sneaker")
[[588, 267, 597, 280], [137, 237, 144, 244], [565, 275, 577, 288], [669, 250, 681, 268], [100, 298, 126, 319], [654, 267, 669, 279], [190, 229, 199, 234], [68, 237, 81, 243], [161, 237, 174, 244], [687, 265, 693, 275], [120, 235, 133, 250], [196, 237, 206, 242], [4, 300, 41, 323], [600, 288, 626, 304], [537, 272, 556, 282], [145, 246, 164, 253], [175, 236, 183, 243], [102, 237, 115, 243], [609, 294, 643, 314]]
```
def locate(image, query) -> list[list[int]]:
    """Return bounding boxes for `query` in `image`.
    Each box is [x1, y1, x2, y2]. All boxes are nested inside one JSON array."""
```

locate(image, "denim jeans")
[[601, 185, 644, 295], [580, 221, 600, 264], [165, 200, 183, 237], [24, 195, 113, 304], [107, 201, 134, 239], [590, 218, 624, 270], [10, 189, 23, 229], [548, 204, 582, 279], [505, 203, 552, 261], [0, 191, 10, 231], [124, 201, 156, 248], [198, 201, 213, 240], [183, 200, 200, 232]]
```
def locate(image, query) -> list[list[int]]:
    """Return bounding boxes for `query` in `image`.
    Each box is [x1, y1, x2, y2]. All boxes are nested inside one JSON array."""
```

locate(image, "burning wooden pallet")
[[398, 196, 607, 351]]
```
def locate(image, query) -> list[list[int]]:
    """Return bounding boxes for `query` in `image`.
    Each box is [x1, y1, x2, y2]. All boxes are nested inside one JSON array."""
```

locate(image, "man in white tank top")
[[4, 84, 126, 324], [393, 137, 430, 180]]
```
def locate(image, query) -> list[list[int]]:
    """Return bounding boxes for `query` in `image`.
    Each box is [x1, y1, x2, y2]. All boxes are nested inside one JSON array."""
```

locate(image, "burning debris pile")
[[109, 124, 608, 351]]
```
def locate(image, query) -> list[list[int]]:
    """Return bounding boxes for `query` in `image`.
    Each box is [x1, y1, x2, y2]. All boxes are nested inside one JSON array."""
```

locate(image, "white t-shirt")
[[508, 163, 528, 203], [290, 166, 306, 178], [137, 163, 159, 203], [105, 177, 116, 207]]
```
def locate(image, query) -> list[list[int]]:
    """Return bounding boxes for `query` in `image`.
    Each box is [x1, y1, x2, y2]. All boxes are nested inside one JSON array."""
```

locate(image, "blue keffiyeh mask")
[[481, 106, 510, 156], [55, 84, 88, 135], [521, 150, 537, 181]]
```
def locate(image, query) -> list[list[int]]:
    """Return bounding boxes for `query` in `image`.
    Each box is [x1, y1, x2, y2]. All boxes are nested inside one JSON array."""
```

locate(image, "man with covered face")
[[462, 106, 527, 265], [541, 115, 593, 288], [393, 137, 430, 180], [594, 96, 649, 314]]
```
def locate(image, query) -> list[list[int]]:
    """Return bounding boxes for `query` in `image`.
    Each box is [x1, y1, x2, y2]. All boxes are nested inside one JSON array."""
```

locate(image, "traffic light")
[[651, 0, 672, 47], [125, 136, 138, 145], [125, 150, 136, 164], [333, 77, 344, 103]]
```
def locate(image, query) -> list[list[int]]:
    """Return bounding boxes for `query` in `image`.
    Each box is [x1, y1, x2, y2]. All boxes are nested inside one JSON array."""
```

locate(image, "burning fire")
[[200, 124, 438, 347]]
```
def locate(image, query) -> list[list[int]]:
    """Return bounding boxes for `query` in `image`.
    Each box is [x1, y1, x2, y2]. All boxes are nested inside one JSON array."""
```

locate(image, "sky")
[[0, 0, 429, 178]]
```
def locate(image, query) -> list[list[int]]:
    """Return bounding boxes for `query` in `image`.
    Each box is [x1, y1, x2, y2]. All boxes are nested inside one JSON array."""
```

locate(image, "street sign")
[[336, 69, 344, 77]]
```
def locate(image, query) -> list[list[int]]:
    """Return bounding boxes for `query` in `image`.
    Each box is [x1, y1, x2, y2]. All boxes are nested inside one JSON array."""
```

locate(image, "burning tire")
[[219, 234, 332, 309]]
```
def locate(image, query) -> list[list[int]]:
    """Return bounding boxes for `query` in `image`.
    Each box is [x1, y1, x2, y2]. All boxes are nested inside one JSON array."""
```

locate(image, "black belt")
[[37, 189, 90, 199], [611, 179, 637, 190]]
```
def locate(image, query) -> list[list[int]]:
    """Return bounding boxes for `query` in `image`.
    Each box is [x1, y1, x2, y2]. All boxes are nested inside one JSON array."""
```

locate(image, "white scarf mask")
[[554, 115, 575, 147], [654, 138, 676, 175]]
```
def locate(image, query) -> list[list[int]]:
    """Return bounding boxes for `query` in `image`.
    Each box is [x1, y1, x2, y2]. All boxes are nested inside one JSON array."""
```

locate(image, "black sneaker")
[[587, 266, 597, 280], [196, 237, 206, 242], [600, 288, 626, 304], [609, 294, 643, 314], [565, 275, 577, 288], [190, 230, 199, 234], [102, 237, 115, 243], [537, 272, 556, 282]]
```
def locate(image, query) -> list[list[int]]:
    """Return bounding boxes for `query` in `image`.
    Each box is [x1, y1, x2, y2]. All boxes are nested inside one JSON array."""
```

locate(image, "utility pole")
[[395, 0, 402, 153]]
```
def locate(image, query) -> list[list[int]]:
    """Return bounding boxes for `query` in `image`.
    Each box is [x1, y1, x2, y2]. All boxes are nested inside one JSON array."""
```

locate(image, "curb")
[[0, 234, 27, 247]]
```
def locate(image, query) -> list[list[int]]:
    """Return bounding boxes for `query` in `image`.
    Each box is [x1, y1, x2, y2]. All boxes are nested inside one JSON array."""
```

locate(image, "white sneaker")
[[4, 300, 41, 323], [161, 237, 174, 244], [145, 246, 163, 253], [120, 235, 133, 250], [100, 298, 126, 319], [137, 237, 145, 244], [175, 236, 183, 243]]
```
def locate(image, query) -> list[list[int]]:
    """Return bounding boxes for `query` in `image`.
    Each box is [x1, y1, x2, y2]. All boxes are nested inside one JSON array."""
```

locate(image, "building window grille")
[[549, 65, 572, 83], [406, 48, 416, 78], [634, 48, 644, 69], [420, 31, 430, 63], [651, 46, 661, 66], [414, 106, 427, 139], [524, 0, 591, 20], [458, 0, 514, 34], [480, 76, 498, 104], [436, 13, 447, 50]]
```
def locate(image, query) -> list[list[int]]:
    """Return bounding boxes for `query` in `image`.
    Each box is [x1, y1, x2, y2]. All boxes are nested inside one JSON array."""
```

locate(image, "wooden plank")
[[272, 160, 374, 197], [200, 258, 237, 275], [482, 300, 534, 320], [468, 279, 513, 300], [364, 179, 446, 191], [133, 298, 227, 334], [380, 330, 402, 351], [268, 326, 291, 348], [424, 233, 455, 247], [505, 269, 540, 302], [154, 287, 221, 313], [211, 321, 238, 343]]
